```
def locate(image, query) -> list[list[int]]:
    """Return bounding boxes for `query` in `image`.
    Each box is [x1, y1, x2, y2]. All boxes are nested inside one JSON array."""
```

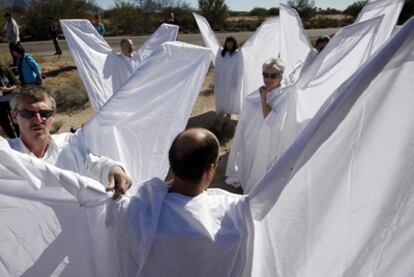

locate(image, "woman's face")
[[262, 66, 282, 90], [225, 40, 234, 50]]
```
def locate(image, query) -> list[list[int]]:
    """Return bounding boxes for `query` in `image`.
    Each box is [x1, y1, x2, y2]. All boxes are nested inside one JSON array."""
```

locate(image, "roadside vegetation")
[[0, 0, 412, 41]]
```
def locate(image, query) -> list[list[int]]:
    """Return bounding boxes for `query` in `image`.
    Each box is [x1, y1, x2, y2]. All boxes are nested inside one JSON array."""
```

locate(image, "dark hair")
[[315, 35, 330, 47], [4, 11, 11, 18], [10, 42, 25, 55], [169, 130, 219, 182], [221, 36, 238, 57]]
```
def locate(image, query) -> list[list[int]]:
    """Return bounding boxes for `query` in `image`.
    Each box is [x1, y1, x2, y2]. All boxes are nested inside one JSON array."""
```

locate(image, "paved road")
[[0, 28, 339, 60]]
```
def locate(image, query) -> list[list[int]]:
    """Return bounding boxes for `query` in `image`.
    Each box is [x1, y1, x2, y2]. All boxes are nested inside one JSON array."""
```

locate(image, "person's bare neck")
[[168, 177, 208, 197], [21, 135, 51, 158]]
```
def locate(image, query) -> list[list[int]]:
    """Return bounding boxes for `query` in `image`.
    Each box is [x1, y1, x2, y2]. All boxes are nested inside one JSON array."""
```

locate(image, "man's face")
[[11, 96, 55, 145], [5, 15, 11, 22], [120, 40, 134, 57]]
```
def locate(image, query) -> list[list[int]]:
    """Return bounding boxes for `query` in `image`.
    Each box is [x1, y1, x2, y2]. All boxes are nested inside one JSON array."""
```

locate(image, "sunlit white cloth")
[[1, 18, 413, 276], [226, 16, 381, 191], [194, 5, 312, 112], [214, 49, 243, 114], [0, 41, 213, 276], [61, 19, 179, 110]]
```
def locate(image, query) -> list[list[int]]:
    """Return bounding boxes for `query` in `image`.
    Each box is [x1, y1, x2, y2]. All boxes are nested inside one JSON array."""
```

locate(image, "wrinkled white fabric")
[[355, 0, 405, 53], [225, 88, 288, 192], [226, 17, 380, 191], [8, 133, 117, 186], [0, 42, 212, 276], [249, 17, 414, 276], [214, 49, 243, 114], [60, 20, 178, 110], [0, 18, 413, 276], [195, 7, 311, 112], [111, 178, 252, 277]]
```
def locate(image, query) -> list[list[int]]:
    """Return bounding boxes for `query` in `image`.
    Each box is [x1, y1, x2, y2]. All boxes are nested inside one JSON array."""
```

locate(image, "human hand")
[[106, 165, 133, 200]]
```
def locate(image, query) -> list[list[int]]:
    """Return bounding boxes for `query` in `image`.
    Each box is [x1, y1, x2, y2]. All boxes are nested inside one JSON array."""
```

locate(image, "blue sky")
[[96, 0, 358, 11]]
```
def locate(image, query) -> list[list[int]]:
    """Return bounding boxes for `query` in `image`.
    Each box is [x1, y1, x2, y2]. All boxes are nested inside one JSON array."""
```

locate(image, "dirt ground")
[[1, 56, 243, 194]]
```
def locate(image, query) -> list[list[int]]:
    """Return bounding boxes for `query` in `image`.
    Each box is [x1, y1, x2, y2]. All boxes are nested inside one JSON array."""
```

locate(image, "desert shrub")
[[50, 76, 89, 112]]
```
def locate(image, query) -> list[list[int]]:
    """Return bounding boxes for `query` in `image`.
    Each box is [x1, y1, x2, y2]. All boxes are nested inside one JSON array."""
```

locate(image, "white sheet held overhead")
[[355, 0, 405, 53], [250, 17, 414, 277], [269, 17, 381, 160], [61, 20, 179, 110], [0, 41, 212, 277], [279, 4, 312, 83], [193, 12, 220, 62], [73, 41, 212, 189]]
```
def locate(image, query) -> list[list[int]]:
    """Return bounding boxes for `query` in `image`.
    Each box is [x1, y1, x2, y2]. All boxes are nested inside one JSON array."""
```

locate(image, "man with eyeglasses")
[[8, 85, 132, 198], [226, 58, 286, 193]]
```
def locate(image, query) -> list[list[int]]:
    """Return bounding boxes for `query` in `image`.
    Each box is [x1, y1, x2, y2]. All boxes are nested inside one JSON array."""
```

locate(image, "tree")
[[249, 7, 267, 17], [287, 0, 316, 19], [198, 0, 229, 29], [267, 7, 280, 16], [343, 0, 368, 18]]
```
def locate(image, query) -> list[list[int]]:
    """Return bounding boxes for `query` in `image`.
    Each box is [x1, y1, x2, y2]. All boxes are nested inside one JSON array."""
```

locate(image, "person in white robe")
[[8, 85, 132, 197], [226, 58, 286, 193], [214, 36, 243, 115]]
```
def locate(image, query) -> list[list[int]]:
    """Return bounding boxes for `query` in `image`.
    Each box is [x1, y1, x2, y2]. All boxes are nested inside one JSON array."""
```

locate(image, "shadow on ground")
[[44, 66, 77, 78], [187, 111, 237, 145]]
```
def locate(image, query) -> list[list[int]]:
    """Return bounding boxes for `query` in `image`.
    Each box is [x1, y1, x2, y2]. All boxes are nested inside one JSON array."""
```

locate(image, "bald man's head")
[[169, 128, 219, 182]]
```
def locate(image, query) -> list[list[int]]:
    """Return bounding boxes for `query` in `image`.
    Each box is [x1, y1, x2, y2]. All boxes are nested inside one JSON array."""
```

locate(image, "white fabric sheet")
[[0, 41, 212, 276], [195, 9, 311, 111], [226, 17, 380, 191], [355, 0, 405, 53], [225, 88, 289, 192], [214, 49, 243, 114], [0, 18, 413, 276], [61, 20, 179, 110], [249, 17, 414, 276]]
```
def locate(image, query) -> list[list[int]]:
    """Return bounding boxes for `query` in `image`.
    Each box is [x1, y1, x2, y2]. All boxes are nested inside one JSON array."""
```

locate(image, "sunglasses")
[[15, 109, 55, 119], [262, 72, 280, 79]]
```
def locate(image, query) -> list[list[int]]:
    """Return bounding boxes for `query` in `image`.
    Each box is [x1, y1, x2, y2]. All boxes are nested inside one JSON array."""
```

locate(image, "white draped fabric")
[[1, 18, 413, 276], [194, 6, 311, 112], [225, 88, 289, 192], [249, 17, 414, 276], [214, 50, 243, 114], [0, 42, 213, 276], [226, 17, 381, 191], [0, 18, 413, 276], [60, 20, 179, 110], [355, 0, 405, 53]]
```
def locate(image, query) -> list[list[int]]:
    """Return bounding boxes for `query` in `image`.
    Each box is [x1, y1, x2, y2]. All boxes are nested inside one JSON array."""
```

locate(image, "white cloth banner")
[[0, 41, 212, 276], [355, 0, 405, 53], [61, 20, 179, 110], [226, 17, 381, 190], [0, 17, 413, 276], [249, 17, 414, 276], [194, 7, 311, 110]]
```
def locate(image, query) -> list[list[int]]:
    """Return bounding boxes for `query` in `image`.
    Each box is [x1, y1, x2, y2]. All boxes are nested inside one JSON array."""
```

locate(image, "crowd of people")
[[0, 0, 412, 275]]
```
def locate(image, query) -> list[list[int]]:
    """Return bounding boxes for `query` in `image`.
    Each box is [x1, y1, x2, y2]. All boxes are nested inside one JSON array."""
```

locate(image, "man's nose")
[[33, 112, 43, 122]]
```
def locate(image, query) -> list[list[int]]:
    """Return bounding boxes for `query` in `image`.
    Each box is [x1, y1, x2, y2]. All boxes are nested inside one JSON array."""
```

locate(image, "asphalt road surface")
[[0, 28, 339, 61]]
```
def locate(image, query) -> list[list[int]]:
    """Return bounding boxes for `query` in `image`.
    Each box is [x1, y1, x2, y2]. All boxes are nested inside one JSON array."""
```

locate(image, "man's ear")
[[205, 163, 216, 179], [10, 110, 18, 124]]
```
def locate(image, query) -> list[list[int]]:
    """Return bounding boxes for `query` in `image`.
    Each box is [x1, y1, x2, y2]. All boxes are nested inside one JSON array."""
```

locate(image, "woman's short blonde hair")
[[262, 58, 285, 74]]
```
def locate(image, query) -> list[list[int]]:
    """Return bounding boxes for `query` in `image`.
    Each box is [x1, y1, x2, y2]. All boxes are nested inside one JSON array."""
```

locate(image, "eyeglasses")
[[262, 72, 280, 79], [15, 109, 55, 119]]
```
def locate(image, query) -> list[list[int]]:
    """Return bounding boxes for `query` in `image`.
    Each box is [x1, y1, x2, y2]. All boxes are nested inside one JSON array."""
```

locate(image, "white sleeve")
[[83, 153, 125, 188]]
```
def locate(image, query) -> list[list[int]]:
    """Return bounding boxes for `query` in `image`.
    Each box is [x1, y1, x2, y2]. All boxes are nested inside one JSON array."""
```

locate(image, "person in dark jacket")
[[0, 64, 20, 138]]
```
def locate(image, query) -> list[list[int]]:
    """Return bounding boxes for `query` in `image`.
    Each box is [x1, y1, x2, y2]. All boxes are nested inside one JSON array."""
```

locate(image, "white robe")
[[225, 87, 288, 193], [214, 49, 243, 114], [0, 17, 414, 276], [112, 178, 252, 277], [0, 41, 213, 277], [60, 20, 179, 110]]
